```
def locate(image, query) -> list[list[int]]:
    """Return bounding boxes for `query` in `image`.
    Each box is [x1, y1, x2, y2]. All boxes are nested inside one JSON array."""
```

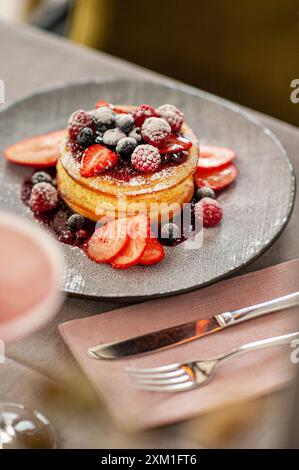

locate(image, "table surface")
[[0, 20, 298, 449]]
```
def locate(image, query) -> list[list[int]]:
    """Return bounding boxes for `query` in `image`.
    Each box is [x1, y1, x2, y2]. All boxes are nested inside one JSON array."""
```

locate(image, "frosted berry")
[[29, 182, 58, 214], [195, 187, 216, 201], [67, 214, 85, 232], [69, 140, 84, 159], [116, 137, 137, 158], [141, 117, 171, 148], [131, 144, 161, 173], [68, 110, 93, 140], [161, 222, 181, 242], [116, 114, 134, 133], [103, 128, 126, 147], [31, 171, 52, 185], [195, 197, 223, 228], [93, 107, 116, 131], [132, 104, 158, 127], [129, 127, 142, 143], [157, 104, 184, 132]]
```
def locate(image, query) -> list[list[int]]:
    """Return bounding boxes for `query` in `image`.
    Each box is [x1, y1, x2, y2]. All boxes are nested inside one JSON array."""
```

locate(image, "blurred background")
[[0, 0, 298, 126]]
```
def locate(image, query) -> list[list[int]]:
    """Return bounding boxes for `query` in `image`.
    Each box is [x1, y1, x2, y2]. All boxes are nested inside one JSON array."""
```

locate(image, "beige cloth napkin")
[[59, 260, 299, 431]]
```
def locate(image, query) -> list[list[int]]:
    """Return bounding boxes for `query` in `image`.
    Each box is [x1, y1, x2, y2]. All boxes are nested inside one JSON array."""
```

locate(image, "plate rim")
[[0, 77, 296, 301]]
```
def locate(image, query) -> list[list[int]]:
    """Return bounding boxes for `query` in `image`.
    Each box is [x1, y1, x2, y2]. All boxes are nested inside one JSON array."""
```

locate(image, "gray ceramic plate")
[[0, 79, 295, 300]]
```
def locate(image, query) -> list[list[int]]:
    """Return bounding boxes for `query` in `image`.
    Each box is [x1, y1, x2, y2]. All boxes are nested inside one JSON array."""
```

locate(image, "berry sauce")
[[22, 175, 95, 249], [21, 169, 199, 250]]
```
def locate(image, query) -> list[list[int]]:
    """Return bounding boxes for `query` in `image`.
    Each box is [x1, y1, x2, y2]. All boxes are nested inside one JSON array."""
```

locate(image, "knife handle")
[[215, 291, 299, 328]]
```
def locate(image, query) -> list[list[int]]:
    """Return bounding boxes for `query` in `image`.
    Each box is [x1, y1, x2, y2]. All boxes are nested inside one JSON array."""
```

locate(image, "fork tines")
[[125, 363, 195, 392]]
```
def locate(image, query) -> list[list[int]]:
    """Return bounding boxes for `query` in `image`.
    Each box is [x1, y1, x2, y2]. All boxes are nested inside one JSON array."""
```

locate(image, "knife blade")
[[88, 317, 220, 360], [88, 292, 299, 360]]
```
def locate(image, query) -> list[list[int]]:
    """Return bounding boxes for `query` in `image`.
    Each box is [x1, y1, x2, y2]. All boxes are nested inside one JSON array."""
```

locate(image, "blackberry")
[[77, 127, 95, 148], [116, 114, 134, 133], [116, 137, 137, 158]]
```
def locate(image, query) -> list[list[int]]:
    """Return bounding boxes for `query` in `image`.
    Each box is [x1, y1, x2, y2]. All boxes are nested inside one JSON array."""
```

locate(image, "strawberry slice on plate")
[[95, 100, 110, 109], [87, 218, 128, 263], [195, 163, 238, 191], [160, 134, 192, 154], [111, 214, 150, 269], [139, 234, 165, 266], [3, 129, 67, 168], [197, 145, 236, 170], [80, 144, 119, 177]]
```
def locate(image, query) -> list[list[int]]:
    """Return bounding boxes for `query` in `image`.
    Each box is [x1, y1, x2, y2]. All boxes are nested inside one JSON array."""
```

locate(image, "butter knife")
[[88, 291, 299, 360]]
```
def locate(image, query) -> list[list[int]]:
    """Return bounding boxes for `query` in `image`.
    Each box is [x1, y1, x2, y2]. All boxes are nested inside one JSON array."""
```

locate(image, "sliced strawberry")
[[195, 163, 238, 191], [160, 134, 192, 154], [80, 144, 119, 177], [197, 145, 236, 170], [87, 218, 128, 263], [95, 100, 128, 114], [139, 235, 165, 266], [95, 100, 110, 109], [3, 129, 67, 168], [110, 214, 150, 269]]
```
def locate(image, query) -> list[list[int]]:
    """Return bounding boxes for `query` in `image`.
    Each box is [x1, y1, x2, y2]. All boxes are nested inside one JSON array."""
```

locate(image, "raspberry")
[[132, 104, 158, 127], [131, 144, 161, 173], [29, 182, 59, 214], [195, 197, 223, 228], [68, 110, 93, 140], [157, 104, 184, 132], [69, 140, 84, 160], [141, 117, 171, 148]]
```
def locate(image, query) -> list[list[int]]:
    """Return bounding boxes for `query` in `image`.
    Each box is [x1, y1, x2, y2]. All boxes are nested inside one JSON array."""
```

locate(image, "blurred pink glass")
[[0, 211, 64, 448]]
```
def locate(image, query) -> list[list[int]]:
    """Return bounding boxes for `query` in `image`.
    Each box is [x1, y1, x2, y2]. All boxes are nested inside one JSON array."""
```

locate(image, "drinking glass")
[[0, 211, 64, 448]]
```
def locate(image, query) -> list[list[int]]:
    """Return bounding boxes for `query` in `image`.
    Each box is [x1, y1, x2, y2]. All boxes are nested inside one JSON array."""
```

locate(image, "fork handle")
[[221, 331, 299, 362], [215, 292, 299, 327]]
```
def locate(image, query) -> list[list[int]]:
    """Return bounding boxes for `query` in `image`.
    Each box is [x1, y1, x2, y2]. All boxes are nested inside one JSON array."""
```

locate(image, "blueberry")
[[77, 127, 95, 147], [161, 222, 181, 242], [116, 137, 137, 158], [195, 187, 216, 201], [171, 151, 188, 164], [31, 171, 52, 185], [116, 114, 134, 133], [129, 127, 142, 143], [67, 214, 85, 232], [103, 128, 126, 147], [93, 107, 116, 131]]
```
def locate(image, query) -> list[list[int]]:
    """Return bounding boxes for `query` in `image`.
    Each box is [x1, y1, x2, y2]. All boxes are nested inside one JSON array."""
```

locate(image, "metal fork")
[[126, 331, 299, 392]]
